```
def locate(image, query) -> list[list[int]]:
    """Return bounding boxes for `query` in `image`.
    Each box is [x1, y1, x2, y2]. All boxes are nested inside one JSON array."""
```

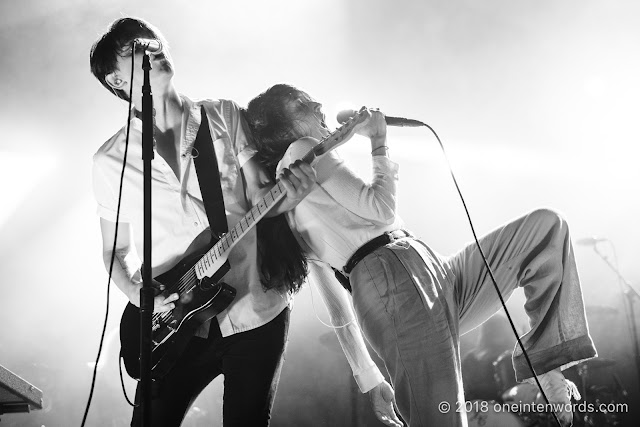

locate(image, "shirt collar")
[[128, 94, 198, 154]]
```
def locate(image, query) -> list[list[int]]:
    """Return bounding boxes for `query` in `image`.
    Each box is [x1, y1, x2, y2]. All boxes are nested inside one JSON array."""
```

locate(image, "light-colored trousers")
[[350, 209, 597, 427]]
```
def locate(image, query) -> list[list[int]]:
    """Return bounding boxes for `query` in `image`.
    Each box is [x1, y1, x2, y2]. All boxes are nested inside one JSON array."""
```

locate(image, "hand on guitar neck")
[[275, 159, 316, 207]]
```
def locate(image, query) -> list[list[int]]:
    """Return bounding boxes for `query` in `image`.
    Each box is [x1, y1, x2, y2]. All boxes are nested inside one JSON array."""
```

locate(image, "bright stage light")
[[0, 151, 58, 229]]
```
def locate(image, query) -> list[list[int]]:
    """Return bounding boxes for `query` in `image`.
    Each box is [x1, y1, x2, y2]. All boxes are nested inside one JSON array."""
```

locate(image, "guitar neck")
[[194, 180, 287, 279]]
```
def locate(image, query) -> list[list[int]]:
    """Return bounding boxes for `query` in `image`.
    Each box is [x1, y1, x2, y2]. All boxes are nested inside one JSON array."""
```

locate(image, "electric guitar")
[[119, 108, 369, 380]]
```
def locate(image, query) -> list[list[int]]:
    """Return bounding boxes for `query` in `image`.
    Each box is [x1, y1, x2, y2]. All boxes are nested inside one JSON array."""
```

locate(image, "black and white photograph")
[[0, 1, 638, 426]]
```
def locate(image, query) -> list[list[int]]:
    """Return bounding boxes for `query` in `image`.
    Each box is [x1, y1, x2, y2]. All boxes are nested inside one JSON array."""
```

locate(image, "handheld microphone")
[[575, 237, 608, 246], [134, 38, 163, 54], [336, 109, 424, 127]]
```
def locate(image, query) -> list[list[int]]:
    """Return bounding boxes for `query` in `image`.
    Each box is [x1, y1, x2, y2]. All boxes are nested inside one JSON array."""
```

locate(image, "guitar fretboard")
[[194, 180, 286, 278]]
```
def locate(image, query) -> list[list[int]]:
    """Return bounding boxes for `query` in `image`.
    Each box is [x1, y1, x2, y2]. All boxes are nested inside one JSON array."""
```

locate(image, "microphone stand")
[[592, 244, 640, 392], [139, 50, 155, 427]]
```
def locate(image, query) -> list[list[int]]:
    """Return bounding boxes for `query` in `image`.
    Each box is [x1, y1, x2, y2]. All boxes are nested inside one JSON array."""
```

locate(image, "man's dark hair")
[[89, 17, 165, 101]]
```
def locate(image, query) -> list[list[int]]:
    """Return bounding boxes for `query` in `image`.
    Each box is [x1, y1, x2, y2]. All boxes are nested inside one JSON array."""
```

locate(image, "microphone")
[[134, 38, 163, 54], [575, 236, 608, 246], [336, 109, 424, 127]]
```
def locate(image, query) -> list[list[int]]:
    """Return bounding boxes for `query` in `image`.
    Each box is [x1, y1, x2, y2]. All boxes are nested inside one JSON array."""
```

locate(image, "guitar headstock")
[[311, 108, 369, 157]]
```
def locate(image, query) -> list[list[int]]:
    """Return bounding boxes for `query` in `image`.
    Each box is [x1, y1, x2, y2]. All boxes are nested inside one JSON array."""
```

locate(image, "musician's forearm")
[[102, 250, 142, 305], [370, 135, 388, 157]]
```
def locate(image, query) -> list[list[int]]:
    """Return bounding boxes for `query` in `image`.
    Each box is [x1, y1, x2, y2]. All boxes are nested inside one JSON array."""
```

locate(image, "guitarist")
[[89, 18, 317, 426]]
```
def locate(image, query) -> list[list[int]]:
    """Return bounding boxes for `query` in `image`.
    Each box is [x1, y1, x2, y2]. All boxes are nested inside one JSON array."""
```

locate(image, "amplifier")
[[0, 364, 43, 415]]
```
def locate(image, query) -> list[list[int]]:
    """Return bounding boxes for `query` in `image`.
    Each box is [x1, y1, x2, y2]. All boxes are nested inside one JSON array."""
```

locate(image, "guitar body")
[[119, 230, 236, 380]]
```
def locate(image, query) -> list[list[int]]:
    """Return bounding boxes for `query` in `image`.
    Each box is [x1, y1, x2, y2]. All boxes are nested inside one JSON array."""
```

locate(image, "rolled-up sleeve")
[[92, 152, 121, 222]]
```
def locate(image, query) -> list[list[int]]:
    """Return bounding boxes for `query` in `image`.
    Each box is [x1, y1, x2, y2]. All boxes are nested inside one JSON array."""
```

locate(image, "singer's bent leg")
[[449, 208, 596, 381], [351, 238, 465, 427]]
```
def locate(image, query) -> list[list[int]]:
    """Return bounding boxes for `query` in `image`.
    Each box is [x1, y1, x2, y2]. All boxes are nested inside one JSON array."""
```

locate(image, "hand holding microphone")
[[336, 107, 426, 156], [337, 109, 425, 127], [340, 107, 388, 154]]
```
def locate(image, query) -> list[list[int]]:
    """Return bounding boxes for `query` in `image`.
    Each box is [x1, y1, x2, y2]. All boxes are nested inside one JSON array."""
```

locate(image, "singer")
[[245, 83, 598, 427], [88, 18, 319, 426]]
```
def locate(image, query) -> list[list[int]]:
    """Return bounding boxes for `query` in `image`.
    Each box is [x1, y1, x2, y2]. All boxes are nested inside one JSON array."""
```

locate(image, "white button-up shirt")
[[276, 138, 402, 392], [92, 96, 289, 337], [278, 138, 404, 270]]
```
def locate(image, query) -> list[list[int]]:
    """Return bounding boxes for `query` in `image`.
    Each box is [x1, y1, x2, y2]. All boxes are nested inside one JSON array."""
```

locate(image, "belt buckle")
[[387, 229, 406, 241]]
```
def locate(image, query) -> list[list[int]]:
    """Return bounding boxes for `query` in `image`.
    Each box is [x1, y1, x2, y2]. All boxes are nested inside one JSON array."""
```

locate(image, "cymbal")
[[502, 383, 543, 405], [580, 358, 617, 370]]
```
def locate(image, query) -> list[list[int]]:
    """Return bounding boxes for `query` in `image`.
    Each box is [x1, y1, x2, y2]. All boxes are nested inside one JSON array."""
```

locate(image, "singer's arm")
[[337, 108, 388, 155], [307, 259, 384, 391], [307, 260, 403, 427], [281, 137, 399, 225], [354, 108, 388, 155]]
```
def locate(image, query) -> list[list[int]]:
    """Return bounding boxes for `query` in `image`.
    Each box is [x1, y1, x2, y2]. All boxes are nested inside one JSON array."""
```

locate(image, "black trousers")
[[131, 307, 290, 427]]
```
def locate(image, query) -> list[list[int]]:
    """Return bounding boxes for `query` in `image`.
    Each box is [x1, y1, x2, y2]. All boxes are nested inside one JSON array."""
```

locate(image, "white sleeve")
[[92, 151, 129, 222], [307, 259, 384, 393], [281, 138, 399, 225], [223, 99, 256, 167]]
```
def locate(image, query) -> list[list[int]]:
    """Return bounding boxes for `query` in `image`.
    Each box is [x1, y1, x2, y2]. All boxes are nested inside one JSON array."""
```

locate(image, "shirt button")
[[194, 221, 199, 226]]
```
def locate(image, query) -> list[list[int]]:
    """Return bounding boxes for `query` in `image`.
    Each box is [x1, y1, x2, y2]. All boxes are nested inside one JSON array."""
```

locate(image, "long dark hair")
[[245, 84, 303, 176], [244, 84, 310, 295]]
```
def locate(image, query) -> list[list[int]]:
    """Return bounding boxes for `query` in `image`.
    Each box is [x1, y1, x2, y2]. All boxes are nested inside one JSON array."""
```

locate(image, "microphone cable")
[[414, 119, 563, 427], [306, 259, 356, 330], [80, 42, 137, 426]]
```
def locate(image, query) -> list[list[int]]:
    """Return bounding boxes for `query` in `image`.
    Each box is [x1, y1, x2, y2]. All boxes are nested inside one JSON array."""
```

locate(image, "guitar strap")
[[192, 105, 228, 236]]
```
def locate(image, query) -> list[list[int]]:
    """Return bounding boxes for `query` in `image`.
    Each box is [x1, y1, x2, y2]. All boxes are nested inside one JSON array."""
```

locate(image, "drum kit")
[[466, 349, 626, 427]]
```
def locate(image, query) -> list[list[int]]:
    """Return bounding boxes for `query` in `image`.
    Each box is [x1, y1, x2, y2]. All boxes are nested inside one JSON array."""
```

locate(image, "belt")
[[343, 229, 413, 275]]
